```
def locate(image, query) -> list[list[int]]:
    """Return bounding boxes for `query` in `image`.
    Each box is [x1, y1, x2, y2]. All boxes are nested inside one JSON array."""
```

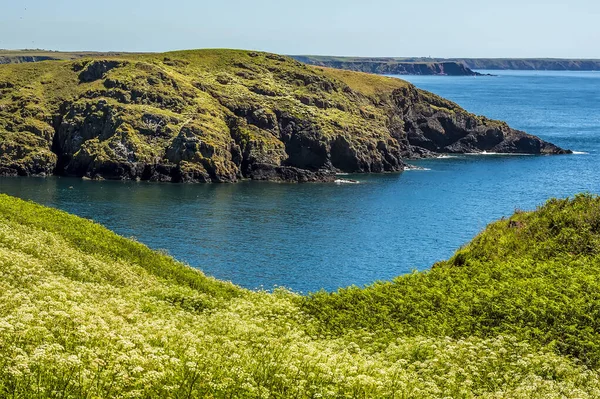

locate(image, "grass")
[[1, 193, 600, 397], [302, 198, 600, 367]]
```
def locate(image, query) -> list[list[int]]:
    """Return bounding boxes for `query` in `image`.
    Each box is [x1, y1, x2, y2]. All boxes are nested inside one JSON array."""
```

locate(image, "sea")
[[1, 70, 598, 293]]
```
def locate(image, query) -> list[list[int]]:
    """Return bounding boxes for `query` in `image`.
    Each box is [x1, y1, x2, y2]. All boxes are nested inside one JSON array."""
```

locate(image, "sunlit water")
[[1, 70, 598, 292]]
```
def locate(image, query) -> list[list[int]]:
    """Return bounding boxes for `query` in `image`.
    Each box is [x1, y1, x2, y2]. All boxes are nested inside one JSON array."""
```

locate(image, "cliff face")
[[0, 50, 569, 183], [292, 56, 600, 72], [291, 56, 480, 76], [0, 55, 61, 64], [455, 58, 600, 71]]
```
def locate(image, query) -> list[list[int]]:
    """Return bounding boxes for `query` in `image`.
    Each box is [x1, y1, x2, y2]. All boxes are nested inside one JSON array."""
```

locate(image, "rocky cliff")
[[292, 55, 600, 72], [453, 58, 600, 71], [291, 56, 480, 76], [0, 50, 569, 183]]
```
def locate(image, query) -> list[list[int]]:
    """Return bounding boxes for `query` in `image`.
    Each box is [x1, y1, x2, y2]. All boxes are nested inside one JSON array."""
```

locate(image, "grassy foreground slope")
[[1, 194, 600, 398]]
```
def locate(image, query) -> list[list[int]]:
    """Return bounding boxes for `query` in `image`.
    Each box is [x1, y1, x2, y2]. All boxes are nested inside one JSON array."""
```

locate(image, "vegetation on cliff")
[[0, 49, 567, 182], [1, 193, 600, 397]]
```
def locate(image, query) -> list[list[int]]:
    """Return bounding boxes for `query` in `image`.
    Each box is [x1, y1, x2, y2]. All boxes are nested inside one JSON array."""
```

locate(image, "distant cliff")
[[291, 56, 480, 76], [452, 58, 600, 71], [0, 55, 60, 64], [291, 55, 600, 72], [0, 51, 134, 65]]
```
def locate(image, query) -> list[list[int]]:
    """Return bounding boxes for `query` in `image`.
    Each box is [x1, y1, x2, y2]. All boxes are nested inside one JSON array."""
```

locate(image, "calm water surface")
[[1, 71, 598, 292]]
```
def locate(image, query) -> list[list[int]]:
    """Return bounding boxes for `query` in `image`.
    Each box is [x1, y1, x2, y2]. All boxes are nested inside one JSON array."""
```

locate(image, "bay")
[[1, 70, 598, 292]]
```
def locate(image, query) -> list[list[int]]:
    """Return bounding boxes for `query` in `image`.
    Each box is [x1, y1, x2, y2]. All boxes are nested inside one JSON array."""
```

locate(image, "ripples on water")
[[1, 71, 598, 292]]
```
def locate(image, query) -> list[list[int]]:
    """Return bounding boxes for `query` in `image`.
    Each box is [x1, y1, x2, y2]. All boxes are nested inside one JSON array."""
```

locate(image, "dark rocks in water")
[[247, 163, 336, 182], [0, 49, 570, 183]]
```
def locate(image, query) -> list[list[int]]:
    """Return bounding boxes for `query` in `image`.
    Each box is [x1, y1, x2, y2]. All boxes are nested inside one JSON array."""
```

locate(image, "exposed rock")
[[392, 86, 571, 155], [247, 163, 336, 182], [78, 60, 124, 83]]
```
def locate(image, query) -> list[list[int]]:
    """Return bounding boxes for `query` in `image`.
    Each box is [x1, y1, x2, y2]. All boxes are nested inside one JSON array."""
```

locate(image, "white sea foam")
[[334, 179, 360, 184], [404, 165, 431, 171], [572, 151, 589, 155], [436, 155, 460, 159], [463, 151, 533, 156]]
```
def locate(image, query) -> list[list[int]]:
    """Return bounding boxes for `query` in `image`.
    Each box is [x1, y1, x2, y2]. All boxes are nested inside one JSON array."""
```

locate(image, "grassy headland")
[[0, 49, 567, 183], [1, 193, 600, 397]]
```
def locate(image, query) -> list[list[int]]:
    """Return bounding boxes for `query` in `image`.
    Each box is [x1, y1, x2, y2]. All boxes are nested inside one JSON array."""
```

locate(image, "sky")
[[1, 0, 599, 58]]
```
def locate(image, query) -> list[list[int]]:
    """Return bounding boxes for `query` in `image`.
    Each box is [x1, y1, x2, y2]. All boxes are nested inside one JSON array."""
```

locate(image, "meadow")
[[1, 193, 600, 398]]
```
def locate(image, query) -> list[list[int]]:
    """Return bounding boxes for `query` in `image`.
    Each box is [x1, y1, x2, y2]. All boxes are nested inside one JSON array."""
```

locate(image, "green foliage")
[[2, 194, 600, 397], [302, 194, 600, 367], [0, 194, 240, 298]]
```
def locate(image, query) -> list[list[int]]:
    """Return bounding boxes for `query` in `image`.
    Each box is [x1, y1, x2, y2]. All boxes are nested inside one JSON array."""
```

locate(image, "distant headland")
[[290, 55, 600, 74], [3, 50, 599, 74]]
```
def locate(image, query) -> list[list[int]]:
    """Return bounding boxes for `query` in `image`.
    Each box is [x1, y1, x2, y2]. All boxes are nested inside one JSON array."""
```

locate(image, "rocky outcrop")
[[76, 60, 125, 83], [0, 50, 570, 183], [389, 86, 568, 156]]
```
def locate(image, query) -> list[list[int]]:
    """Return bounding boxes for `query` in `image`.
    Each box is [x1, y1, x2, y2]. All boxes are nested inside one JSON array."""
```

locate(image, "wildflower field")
[[1, 193, 600, 398]]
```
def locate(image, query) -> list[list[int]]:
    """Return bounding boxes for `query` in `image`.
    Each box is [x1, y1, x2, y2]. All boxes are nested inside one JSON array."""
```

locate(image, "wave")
[[334, 179, 360, 184], [404, 165, 431, 171], [436, 155, 460, 159], [572, 151, 589, 155], [463, 151, 534, 156]]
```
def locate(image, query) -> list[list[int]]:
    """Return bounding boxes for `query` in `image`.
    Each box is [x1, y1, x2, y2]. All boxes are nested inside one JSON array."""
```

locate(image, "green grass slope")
[[2, 194, 600, 398]]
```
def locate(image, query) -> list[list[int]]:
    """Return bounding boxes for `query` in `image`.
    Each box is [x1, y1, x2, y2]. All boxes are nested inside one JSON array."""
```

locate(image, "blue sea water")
[[1, 71, 598, 293]]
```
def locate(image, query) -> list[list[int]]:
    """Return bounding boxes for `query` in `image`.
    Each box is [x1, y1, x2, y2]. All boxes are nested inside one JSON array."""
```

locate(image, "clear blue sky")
[[1, 0, 598, 58]]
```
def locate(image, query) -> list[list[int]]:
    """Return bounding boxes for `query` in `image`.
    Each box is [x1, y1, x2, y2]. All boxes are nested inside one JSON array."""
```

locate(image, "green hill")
[[0, 49, 567, 183], [1, 193, 600, 397]]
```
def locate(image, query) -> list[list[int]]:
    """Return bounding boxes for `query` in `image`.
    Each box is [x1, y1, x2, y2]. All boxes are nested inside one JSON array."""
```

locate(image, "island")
[[0, 49, 569, 183]]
